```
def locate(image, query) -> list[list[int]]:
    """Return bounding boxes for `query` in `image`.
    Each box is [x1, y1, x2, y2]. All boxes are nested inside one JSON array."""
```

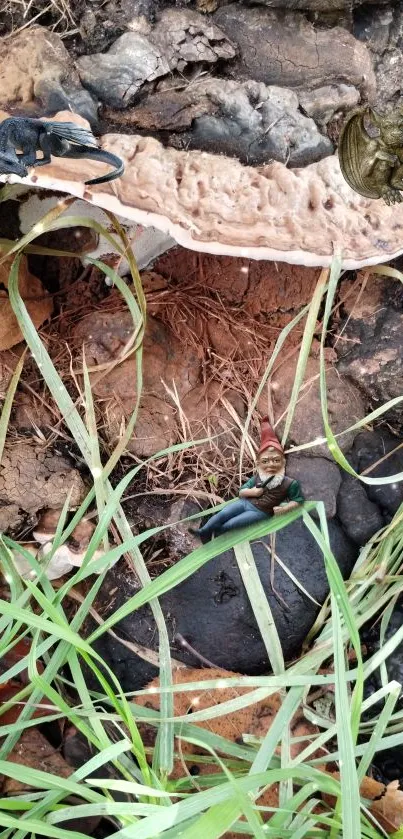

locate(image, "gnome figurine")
[[189, 417, 304, 544]]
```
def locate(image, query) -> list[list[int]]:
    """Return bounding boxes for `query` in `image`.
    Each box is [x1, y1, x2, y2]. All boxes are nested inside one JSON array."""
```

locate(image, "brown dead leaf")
[[12, 391, 53, 431], [0, 252, 52, 350], [0, 343, 26, 397], [1, 728, 72, 794], [0, 637, 55, 726], [1, 637, 44, 678], [367, 779, 403, 833], [1, 728, 101, 835], [326, 773, 403, 834], [358, 775, 386, 800]]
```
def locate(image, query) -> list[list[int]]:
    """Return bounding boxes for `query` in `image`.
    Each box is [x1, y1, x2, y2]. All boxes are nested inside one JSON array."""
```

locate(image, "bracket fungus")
[[1, 110, 403, 269]]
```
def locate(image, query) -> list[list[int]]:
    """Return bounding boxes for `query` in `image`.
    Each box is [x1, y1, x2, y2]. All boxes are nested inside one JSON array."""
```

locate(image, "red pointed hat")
[[258, 416, 284, 455]]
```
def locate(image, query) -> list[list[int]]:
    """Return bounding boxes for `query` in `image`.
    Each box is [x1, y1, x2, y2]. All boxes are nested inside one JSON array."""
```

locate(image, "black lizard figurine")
[[0, 117, 124, 185]]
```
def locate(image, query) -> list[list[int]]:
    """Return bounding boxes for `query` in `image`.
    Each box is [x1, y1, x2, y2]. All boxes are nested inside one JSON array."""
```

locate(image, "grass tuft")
[[0, 207, 402, 838]]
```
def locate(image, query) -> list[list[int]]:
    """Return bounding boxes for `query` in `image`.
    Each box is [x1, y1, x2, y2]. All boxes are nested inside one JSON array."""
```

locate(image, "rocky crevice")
[[1, 0, 402, 171]]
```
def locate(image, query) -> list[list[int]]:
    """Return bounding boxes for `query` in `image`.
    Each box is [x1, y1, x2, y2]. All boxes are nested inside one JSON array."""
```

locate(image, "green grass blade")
[[357, 681, 401, 782], [0, 350, 25, 463], [234, 539, 284, 674], [330, 589, 361, 839], [250, 687, 304, 775], [281, 268, 328, 446]]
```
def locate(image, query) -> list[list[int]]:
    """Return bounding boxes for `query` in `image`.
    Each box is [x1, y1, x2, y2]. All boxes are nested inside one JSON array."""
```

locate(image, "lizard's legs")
[[34, 133, 54, 165], [12, 124, 44, 166], [359, 149, 398, 179], [16, 133, 58, 167], [16, 135, 43, 166], [375, 149, 400, 163], [0, 146, 21, 167], [0, 151, 28, 177], [389, 162, 403, 190], [379, 161, 403, 203], [380, 185, 403, 205], [360, 152, 403, 203], [45, 135, 71, 157], [16, 150, 41, 166]]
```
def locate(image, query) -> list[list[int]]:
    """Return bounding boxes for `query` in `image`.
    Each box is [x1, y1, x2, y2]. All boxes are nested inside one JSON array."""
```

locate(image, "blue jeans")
[[198, 498, 268, 538]]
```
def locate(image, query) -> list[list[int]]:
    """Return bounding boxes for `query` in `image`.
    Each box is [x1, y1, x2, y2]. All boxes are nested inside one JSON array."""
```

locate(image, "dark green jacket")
[[240, 474, 304, 515]]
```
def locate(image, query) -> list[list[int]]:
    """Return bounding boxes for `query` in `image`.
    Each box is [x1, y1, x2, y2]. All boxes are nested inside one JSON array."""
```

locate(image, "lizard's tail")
[[56, 143, 125, 184], [83, 148, 125, 185]]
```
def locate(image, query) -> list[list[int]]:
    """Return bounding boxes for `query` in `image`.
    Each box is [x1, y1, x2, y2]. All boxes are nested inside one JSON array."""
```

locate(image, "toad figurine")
[[189, 417, 304, 544]]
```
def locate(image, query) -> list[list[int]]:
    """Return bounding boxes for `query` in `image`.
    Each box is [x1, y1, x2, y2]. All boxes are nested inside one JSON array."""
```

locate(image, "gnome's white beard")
[[257, 469, 285, 488]]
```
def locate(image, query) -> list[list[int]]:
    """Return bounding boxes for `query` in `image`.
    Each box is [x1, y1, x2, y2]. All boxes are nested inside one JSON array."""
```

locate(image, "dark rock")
[[107, 78, 218, 133], [74, 0, 158, 55], [213, 4, 375, 99], [164, 498, 201, 557], [365, 603, 403, 692], [374, 747, 403, 787], [337, 275, 403, 423], [298, 84, 360, 127], [0, 25, 94, 118], [63, 729, 132, 804], [348, 429, 403, 518], [35, 79, 99, 128], [353, 4, 403, 105], [363, 602, 403, 728], [362, 599, 403, 786], [269, 356, 366, 459], [130, 492, 180, 532], [77, 8, 126, 55], [150, 8, 236, 72], [76, 32, 169, 108], [87, 517, 357, 692], [107, 77, 333, 166], [191, 82, 333, 166], [286, 454, 341, 518], [353, 4, 393, 54], [337, 473, 384, 545], [105, 0, 159, 27]]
